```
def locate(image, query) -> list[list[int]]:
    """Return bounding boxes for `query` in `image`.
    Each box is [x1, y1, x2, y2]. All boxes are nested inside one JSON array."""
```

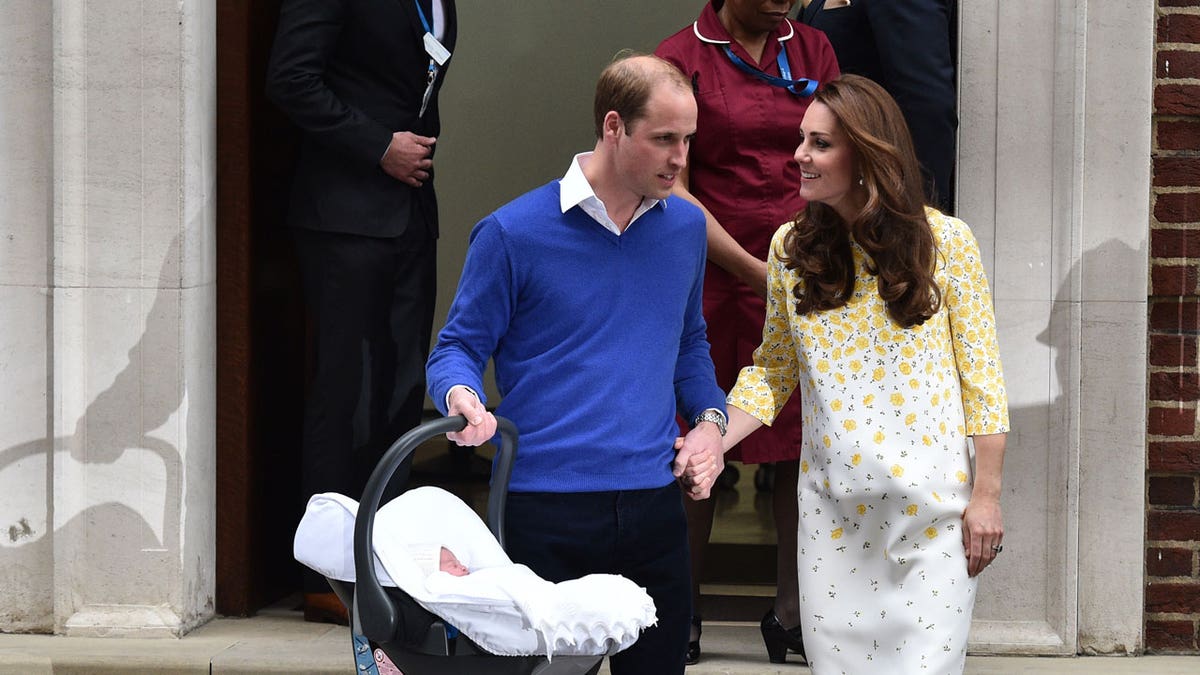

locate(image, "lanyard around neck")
[[722, 44, 818, 97], [414, 0, 432, 34]]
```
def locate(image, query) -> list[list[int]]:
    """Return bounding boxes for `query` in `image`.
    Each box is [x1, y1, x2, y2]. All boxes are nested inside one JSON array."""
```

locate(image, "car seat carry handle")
[[353, 415, 520, 644]]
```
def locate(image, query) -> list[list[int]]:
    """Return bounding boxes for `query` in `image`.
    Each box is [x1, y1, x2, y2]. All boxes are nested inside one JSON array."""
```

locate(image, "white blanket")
[[293, 487, 657, 658]]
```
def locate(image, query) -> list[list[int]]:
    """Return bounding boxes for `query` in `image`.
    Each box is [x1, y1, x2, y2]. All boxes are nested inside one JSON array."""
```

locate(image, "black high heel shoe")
[[685, 615, 702, 666], [760, 609, 806, 664]]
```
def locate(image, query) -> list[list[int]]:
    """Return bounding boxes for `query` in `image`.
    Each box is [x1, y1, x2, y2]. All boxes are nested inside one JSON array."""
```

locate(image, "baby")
[[437, 546, 469, 577], [408, 544, 469, 578], [371, 545, 471, 674]]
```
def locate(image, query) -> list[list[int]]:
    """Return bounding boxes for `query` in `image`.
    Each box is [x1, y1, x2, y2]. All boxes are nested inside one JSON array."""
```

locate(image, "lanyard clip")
[[419, 63, 437, 117]]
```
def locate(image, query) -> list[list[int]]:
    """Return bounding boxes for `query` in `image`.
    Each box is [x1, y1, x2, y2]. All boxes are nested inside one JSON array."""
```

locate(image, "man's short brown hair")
[[593, 52, 692, 138]]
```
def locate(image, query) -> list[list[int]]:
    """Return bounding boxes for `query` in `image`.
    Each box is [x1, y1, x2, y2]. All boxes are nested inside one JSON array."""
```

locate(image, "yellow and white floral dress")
[[728, 208, 1009, 675]]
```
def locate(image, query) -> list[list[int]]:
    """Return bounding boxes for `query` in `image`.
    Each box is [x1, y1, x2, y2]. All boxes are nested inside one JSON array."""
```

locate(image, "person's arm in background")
[[864, 0, 957, 210], [671, 169, 770, 298], [264, 0, 435, 186], [654, 41, 772, 298]]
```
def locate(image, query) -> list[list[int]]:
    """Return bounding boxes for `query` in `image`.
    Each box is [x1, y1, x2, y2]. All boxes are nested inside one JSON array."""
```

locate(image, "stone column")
[[0, 0, 55, 633], [958, 0, 1152, 654], [0, 0, 215, 636]]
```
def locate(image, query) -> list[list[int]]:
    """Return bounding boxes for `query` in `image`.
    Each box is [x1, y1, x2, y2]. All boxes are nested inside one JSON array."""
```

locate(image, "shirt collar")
[[692, 1, 796, 46], [559, 152, 665, 235], [559, 152, 599, 213]]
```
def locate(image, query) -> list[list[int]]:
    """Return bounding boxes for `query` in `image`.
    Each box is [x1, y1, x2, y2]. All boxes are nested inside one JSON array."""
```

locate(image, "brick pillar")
[[1148, 0, 1200, 653]]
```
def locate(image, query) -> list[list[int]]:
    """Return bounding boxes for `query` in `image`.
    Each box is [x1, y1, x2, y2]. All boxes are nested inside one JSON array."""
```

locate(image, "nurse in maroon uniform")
[[656, 0, 838, 665]]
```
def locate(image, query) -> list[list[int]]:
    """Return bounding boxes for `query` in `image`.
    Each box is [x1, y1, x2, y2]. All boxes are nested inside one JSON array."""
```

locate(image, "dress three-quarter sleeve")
[[727, 226, 804, 425], [932, 210, 1010, 436]]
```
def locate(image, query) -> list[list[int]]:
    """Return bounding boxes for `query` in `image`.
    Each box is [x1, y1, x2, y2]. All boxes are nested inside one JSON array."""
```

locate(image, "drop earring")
[[858, 177, 864, 186]]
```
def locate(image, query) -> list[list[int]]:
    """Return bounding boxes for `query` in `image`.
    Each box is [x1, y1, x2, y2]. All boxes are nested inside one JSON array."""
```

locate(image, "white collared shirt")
[[431, 0, 446, 41], [559, 152, 663, 236]]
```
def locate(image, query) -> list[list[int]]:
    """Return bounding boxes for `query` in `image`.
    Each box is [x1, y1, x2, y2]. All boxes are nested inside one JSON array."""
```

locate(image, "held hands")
[[380, 131, 436, 187], [445, 387, 496, 447], [961, 494, 1004, 577], [672, 424, 725, 500]]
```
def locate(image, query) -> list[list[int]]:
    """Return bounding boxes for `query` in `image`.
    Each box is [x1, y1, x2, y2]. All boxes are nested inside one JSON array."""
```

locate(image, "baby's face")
[[439, 547, 469, 577]]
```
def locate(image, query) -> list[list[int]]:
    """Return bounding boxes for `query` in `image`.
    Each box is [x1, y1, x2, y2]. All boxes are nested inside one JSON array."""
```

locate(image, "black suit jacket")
[[266, 0, 458, 238], [800, 0, 957, 211]]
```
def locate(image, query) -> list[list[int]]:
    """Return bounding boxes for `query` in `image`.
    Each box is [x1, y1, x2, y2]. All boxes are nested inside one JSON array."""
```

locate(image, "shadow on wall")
[[974, 237, 1142, 639], [0, 235, 186, 633]]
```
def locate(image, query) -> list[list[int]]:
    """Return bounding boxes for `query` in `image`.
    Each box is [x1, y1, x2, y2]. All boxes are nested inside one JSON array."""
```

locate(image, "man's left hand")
[[672, 423, 724, 500]]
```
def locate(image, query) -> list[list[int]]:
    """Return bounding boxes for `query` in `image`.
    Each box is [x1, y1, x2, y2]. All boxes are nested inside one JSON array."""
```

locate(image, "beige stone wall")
[[0, 0, 54, 633], [957, 0, 1152, 654], [0, 0, 216, 636]]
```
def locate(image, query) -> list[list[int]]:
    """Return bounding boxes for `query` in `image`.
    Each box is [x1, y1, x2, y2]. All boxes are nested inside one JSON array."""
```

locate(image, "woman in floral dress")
[[721, 75, 1010, 674]]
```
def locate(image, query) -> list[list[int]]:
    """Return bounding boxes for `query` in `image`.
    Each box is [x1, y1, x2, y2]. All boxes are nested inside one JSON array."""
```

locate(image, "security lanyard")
[[413, 0, 433, 38], [414, 0, 450, 117], [722, 44, 818, 97]]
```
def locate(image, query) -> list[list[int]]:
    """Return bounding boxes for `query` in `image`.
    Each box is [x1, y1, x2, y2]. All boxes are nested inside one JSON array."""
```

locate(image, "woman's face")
[[794, 102, 861, 221], [719, 0, 798, 37]]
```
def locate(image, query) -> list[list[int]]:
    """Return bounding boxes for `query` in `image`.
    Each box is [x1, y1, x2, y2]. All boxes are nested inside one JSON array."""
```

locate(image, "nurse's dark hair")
[[593, 51, 692, 138], [781, 74, 942, 329]]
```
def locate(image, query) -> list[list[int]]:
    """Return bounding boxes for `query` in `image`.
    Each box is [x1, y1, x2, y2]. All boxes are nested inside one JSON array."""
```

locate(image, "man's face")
[[611, 87, 697, 202]]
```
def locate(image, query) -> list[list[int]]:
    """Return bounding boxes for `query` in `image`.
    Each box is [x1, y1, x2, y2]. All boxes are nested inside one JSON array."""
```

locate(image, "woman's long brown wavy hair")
[[782, 75, 941, 328]]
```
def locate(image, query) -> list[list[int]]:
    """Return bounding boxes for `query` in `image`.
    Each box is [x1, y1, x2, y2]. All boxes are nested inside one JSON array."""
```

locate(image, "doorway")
[[215, 0, 306, 615], [213, 0, 787, 618]]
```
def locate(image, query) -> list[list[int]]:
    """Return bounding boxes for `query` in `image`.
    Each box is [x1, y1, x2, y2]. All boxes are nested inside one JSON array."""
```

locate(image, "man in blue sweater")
[[426, 54, 726, 674]]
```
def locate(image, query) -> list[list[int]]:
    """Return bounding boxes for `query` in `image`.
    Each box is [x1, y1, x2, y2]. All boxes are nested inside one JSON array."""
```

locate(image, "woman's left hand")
[[962, 494, 1004, 577]]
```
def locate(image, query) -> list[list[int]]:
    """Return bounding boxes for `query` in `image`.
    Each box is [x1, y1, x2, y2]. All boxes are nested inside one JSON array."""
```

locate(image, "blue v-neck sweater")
[[427, 181, 725, 492]]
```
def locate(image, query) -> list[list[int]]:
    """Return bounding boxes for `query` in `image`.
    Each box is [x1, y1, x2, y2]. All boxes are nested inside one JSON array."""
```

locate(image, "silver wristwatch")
[[693, 408, 727, 436]]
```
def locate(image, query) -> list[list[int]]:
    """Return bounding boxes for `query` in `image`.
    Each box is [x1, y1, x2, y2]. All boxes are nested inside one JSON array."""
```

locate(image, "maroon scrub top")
[[657, 1, 839, 463]]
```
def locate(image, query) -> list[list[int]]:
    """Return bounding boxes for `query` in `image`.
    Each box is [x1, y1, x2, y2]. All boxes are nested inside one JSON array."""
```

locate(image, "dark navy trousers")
[[503, 482, 691, 675]]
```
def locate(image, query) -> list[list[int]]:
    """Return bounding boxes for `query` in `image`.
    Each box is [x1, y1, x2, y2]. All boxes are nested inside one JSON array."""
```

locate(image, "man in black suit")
[[265, 0, 457, 622], [800, 0, 958, 212]]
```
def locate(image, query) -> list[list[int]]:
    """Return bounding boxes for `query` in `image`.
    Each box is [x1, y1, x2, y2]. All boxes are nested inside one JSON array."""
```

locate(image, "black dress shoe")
[[685, 615, 702, 666], [760, 609, 806, 664]]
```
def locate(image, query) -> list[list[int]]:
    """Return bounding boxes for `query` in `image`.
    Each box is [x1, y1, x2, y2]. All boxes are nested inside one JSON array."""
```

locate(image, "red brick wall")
[[1148, 0, 1200, 654]]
